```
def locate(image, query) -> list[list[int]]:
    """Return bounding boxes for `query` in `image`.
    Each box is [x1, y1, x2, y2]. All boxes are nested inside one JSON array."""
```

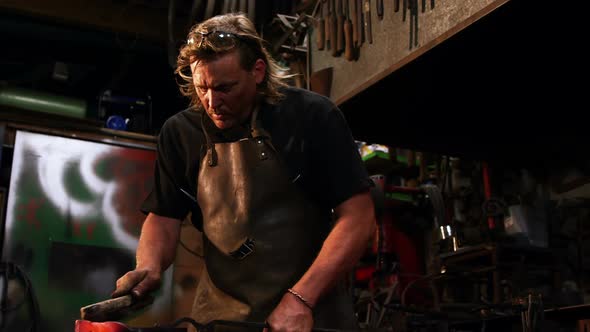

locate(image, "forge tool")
[[80, 294, 154, 322]]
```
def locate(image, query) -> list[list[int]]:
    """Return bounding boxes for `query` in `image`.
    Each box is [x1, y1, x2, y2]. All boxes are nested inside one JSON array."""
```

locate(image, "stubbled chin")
[[213, 119, 233, 129]]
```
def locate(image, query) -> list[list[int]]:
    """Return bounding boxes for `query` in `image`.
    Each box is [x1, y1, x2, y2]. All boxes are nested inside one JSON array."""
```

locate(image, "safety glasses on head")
[[188, 30, 244, 49]]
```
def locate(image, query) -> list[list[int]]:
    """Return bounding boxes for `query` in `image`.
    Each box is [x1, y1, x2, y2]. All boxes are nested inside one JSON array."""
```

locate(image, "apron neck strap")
[[250, 105, 271, 140], [200, 110, 217, 166]]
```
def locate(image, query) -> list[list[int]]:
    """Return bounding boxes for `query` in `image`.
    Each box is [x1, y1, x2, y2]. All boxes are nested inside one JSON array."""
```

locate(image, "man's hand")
[[110, 213, 181, 299], [111, 268, 161, 299], [265, 292, 313, 332]]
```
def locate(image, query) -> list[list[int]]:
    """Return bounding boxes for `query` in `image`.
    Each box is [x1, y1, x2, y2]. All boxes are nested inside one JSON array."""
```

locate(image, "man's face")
[[191, 51, 266, 130]]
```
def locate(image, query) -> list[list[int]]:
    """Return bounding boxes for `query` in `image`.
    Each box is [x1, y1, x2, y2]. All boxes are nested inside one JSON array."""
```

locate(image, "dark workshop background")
[[0, 0, 588, 331]]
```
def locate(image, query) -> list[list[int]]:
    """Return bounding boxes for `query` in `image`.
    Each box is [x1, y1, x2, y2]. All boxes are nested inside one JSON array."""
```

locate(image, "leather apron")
[[190, 107, 358, 330]]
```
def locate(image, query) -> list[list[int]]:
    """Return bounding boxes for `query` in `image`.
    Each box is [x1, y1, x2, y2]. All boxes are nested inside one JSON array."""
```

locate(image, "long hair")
[[176, 13, 291, 110]]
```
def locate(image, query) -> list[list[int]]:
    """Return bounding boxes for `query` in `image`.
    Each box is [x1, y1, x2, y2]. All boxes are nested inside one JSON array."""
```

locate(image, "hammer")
[[80, 294, 154, 322]]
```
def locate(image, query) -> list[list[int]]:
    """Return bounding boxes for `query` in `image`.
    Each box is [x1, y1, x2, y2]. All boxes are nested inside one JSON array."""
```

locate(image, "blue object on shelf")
[[106, 115, 128, 131]]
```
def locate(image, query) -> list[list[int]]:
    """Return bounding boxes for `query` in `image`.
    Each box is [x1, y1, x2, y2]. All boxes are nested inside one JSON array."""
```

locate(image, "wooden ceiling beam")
[[0, 0, 191, 42]]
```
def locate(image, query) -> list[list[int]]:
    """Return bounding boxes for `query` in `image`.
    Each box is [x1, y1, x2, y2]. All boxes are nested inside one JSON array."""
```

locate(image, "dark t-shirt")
[[141, 87, 371, 228]]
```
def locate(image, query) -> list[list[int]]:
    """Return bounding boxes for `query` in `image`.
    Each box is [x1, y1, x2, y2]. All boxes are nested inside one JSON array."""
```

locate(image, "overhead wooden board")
[[310, 0, 510, 105]]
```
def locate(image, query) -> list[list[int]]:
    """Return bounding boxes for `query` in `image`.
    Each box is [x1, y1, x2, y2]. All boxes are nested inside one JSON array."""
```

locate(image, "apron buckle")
[[229, 238, 256, 260]]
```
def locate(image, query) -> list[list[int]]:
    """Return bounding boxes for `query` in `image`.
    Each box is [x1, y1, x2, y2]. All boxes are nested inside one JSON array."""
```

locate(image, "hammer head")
[[80, 294, 154, 322]]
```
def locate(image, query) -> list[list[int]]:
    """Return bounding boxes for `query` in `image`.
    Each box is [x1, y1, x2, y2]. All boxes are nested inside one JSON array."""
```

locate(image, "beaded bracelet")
[[286, 288, 313, 311]]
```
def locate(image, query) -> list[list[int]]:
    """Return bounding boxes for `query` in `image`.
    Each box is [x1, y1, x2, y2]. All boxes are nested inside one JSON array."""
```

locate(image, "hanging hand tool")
[[316, 2, 325, 50], [344, 0, 355, 61], [336, 0, 345, 54], [409, 0, 418, 49], [357, 0, 364, 45], [325, 0, 332, 50], [363, 0, 372, 44], [330, 0, 339, 55], [376, 0, 384, 20], [402, 0, 407, 21], [350, 0, 358, 46]]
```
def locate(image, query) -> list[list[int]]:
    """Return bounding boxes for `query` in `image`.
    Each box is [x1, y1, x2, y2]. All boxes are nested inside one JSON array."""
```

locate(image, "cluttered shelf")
[[1, 106, 156, 150]]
